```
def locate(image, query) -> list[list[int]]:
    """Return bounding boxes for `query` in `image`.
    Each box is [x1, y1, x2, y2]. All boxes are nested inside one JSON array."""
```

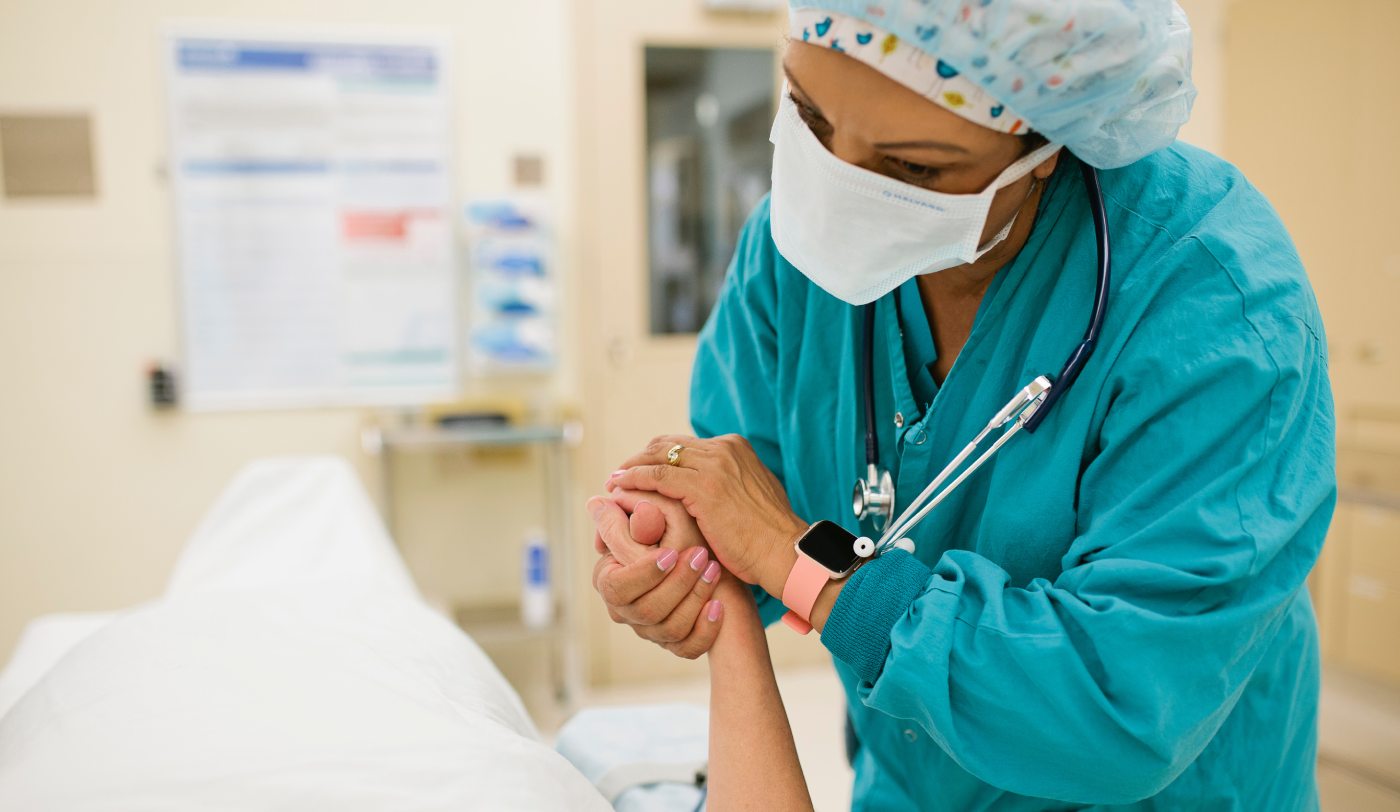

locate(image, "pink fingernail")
[[707, 600, 723, 622], [586, 498, 604, 520], [702, 561, 720, 584], [657, 549, 678, 571], [609, 469, 626, 479], [689, 547, 708, 571]]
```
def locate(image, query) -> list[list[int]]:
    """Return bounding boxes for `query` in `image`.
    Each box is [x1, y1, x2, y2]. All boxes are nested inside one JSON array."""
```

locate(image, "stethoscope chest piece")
[[852, 464, 895, 531]]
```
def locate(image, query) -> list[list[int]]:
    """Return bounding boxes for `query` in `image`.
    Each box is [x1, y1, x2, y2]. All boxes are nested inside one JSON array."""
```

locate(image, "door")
[[575, 2, 825, 683]]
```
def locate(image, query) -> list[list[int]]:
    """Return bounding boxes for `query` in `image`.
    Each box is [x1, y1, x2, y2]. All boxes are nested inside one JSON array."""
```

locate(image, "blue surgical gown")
[[689, 146, 1336, 810]]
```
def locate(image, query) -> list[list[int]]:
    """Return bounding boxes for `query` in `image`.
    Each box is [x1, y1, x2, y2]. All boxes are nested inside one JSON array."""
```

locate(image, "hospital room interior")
[[1, 0, 1397, 809]]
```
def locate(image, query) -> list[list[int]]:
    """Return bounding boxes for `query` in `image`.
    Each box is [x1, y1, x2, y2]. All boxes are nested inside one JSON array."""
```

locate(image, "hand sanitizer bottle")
[[521, 529, 553, 629]]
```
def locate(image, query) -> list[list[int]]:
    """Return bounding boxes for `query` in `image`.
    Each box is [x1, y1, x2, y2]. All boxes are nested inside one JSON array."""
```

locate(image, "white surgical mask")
[[769, 92, 1061, 306]]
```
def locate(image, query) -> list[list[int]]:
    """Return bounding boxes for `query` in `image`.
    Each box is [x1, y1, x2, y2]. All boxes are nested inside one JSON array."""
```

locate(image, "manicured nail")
[[689, 548, 708, 571], [707, 600, 723, 622], [586, 498, 605, 520], [609, 469, 627, 479], [702, 561, 721, 584], [657, 549, 679, 571]]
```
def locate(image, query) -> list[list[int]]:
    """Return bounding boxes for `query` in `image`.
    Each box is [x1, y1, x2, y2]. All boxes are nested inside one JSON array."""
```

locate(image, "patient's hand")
[[587, 491, 725, 659], [590, 497, 667, 563]]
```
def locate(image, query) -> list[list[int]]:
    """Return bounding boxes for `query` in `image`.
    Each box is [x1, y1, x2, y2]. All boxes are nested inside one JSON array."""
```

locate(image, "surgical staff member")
[[591, 0, 1336, 808]]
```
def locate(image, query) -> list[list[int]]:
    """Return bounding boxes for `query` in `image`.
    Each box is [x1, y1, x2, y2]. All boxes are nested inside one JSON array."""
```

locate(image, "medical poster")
[[166, 28, 457, 409]]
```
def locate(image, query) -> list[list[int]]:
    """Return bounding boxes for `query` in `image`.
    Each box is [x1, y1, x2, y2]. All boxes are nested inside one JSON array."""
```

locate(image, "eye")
[[787, 92, 830, 133], [885, 156, 941, 184]]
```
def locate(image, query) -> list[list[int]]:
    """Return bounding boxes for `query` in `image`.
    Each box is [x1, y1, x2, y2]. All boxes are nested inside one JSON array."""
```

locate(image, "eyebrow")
[[873, 138, 970, 154], [782, 63, 970, 155]]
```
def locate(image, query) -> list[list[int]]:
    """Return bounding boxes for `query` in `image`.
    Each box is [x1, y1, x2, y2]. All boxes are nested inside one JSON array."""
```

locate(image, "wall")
[[1223, 0, 1400, 684], [1224, 0, 1400, 418], [0, 0, 578, 659], [1174, 0, 1226, 155]]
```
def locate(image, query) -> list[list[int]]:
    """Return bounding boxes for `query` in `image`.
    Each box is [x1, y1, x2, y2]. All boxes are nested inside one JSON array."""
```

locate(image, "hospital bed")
[[0, 457, 704, 810]]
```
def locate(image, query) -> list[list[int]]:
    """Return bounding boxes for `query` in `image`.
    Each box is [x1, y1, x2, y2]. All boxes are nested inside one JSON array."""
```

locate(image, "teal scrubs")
[[689, 146, 1335, 810]]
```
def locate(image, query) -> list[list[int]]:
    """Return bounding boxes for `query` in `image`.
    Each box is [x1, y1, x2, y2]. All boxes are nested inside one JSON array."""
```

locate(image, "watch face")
[[798, 520, 861, 575]]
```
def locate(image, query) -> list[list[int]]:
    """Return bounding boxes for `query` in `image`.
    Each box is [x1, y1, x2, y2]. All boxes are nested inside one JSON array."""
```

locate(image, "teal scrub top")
[[689, 145, 1336, 810]]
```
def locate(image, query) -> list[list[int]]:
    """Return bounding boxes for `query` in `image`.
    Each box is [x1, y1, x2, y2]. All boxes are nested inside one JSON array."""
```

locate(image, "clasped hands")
[[587, 434, 807, 658]]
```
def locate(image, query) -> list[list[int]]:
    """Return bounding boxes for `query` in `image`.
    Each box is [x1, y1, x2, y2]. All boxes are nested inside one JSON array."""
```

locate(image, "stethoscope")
[[852, 160, 1111, 556]]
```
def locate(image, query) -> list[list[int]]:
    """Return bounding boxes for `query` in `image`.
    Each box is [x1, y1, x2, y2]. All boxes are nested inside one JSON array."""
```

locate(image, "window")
[[645, 46, 775, 335]]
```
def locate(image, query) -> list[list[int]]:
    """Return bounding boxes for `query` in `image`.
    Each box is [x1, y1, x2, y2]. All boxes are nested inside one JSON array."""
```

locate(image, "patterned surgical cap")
[[790, 0, 1195, 168]]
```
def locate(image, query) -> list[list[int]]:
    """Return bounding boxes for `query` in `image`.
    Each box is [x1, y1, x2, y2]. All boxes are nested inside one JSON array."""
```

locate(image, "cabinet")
[[1314, 408, 1400, 686]]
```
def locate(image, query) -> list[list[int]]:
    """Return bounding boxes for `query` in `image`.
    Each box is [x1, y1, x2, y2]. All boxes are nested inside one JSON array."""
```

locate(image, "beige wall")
[[1223, 0, 1400, 684], [1174, 0, 1226, 155], [1224, 0, 1400, 418], [0, 0, 579, 659]]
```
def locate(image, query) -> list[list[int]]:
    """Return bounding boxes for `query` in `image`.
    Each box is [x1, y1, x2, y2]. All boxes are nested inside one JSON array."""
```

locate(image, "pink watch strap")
[[781, 551, 830, 635]]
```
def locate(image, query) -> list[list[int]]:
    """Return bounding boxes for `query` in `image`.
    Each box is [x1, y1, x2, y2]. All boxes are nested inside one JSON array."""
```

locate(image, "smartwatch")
[[781, 520, 863, 634]]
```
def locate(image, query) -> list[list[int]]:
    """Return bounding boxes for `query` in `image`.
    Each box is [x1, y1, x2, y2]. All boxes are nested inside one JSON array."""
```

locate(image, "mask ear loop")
[[972, 174, 1042, 258], [996, 142, 1063, 187]]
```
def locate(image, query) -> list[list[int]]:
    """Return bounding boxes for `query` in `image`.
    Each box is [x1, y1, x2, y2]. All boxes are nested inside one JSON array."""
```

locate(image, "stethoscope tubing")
[[855, 159, 1112, 542]]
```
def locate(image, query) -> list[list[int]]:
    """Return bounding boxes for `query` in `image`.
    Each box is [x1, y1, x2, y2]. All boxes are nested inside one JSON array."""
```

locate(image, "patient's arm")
[[707, 579, 813, 811]]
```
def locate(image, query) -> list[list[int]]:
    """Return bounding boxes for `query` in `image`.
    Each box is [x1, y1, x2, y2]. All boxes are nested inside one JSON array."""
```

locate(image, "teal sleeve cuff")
[[821, 550, 931, 683]]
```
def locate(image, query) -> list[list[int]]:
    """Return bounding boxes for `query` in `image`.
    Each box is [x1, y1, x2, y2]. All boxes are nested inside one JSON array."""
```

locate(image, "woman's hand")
[[587, 490, 726, 659], [607, 434, 807, 595]]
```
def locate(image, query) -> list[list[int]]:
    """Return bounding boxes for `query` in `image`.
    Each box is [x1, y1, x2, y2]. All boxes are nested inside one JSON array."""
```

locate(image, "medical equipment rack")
[[363, 420, 586, 711]]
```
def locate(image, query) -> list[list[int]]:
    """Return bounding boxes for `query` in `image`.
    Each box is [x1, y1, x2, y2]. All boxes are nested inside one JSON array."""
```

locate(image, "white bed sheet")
[[0, 456, 608, 811]]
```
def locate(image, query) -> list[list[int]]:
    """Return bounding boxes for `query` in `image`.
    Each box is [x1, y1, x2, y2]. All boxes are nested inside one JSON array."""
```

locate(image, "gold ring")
[[666, 444, 684, 466]]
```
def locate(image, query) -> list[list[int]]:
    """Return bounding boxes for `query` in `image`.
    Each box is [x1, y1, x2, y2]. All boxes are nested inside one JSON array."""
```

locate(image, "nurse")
[[590, 0, 1336, 808]]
